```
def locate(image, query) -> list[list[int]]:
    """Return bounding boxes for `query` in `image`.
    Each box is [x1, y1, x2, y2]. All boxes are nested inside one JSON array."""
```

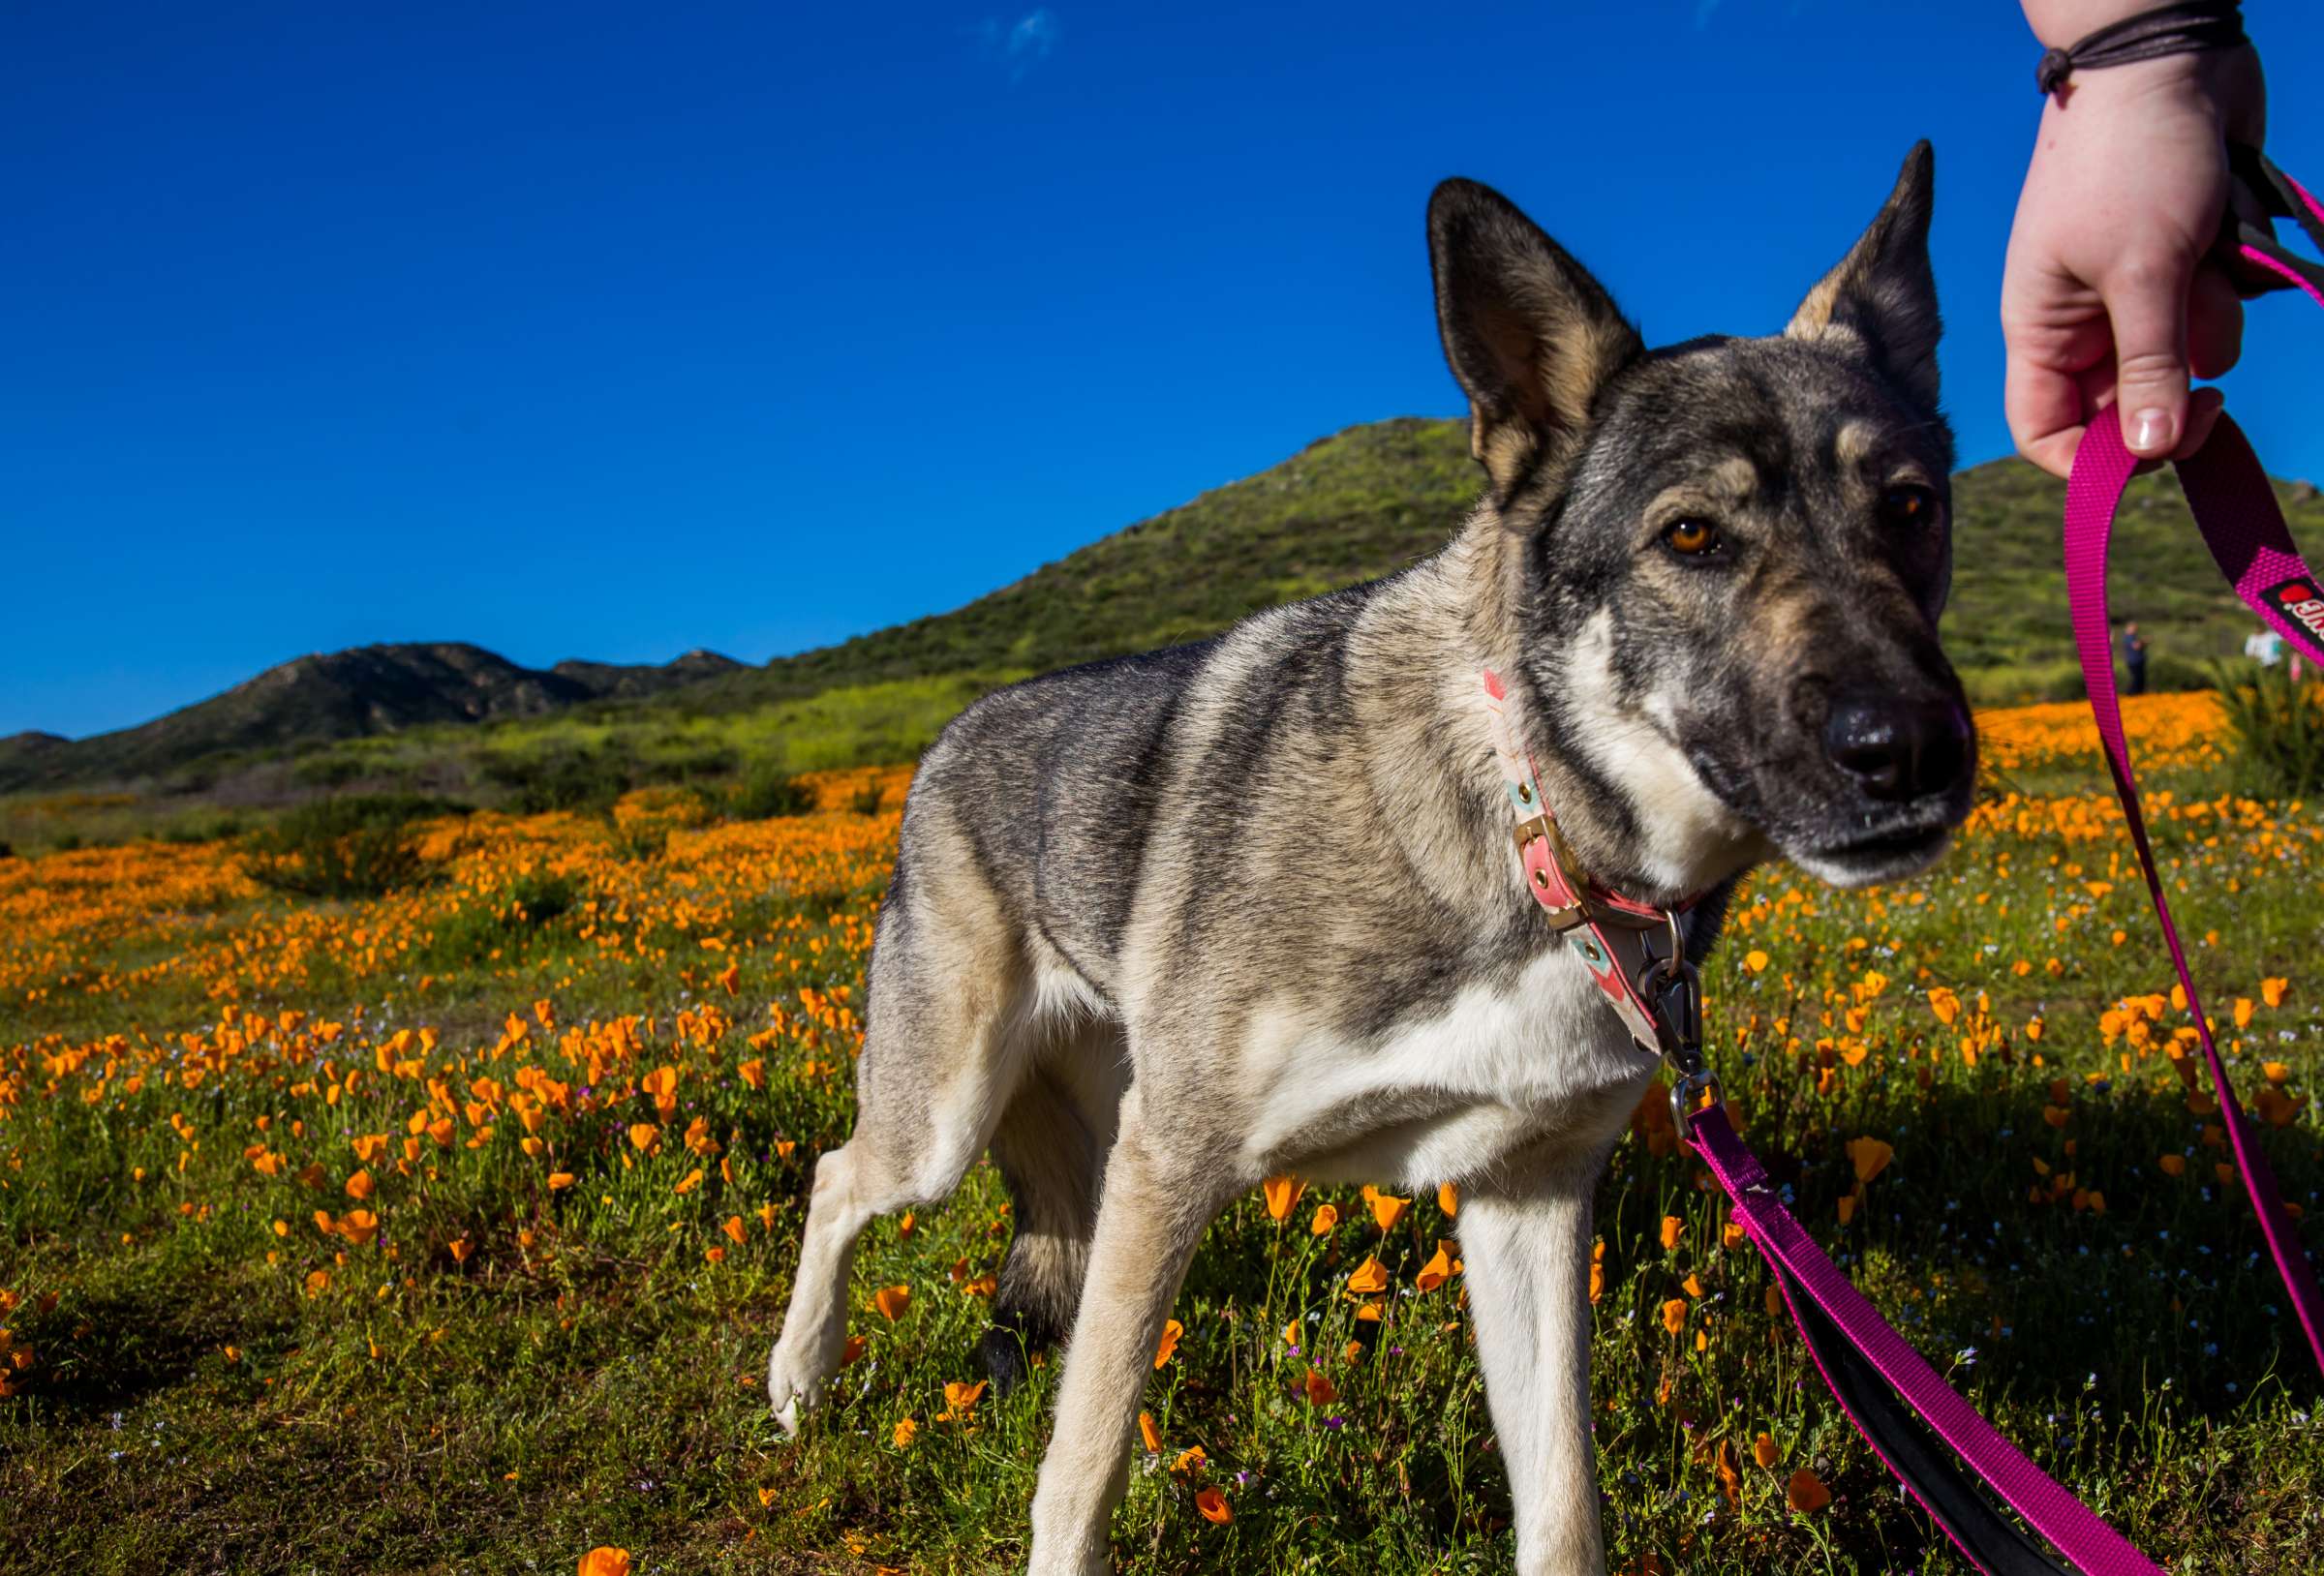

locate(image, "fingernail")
[[2130, 408, 2172, 453]]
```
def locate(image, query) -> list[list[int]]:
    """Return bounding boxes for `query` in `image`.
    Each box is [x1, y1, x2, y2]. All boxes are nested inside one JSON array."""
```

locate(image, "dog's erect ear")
[[1786, 141, 1941, 415], [1429, 178, 1643, 496]]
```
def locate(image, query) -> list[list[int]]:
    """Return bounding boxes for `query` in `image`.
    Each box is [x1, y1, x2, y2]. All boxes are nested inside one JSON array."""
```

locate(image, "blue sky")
[[7, 1, 2321, 740]]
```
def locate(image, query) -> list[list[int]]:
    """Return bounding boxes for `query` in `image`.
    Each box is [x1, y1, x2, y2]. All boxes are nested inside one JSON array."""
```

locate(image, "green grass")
[[4, 716, 2322, 1572]]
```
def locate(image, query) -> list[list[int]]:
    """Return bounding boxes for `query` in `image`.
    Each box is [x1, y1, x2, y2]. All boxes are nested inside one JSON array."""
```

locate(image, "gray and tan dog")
[[767, 143, 1975, 1574]]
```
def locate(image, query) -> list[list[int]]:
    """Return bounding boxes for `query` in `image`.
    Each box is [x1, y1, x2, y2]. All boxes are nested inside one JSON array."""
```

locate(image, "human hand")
[[2001, 45, 2265, 477]]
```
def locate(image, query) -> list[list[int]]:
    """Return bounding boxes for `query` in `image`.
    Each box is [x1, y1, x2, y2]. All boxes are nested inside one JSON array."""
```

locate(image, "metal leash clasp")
[[1636, 918, 1721, 1138]]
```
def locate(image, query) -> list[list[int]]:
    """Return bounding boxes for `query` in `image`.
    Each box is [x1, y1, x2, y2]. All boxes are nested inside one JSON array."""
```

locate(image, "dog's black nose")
[[1823, 694, 1972, 802]]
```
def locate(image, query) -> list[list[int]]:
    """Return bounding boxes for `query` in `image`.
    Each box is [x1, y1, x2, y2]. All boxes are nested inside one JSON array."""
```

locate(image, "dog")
[[766, 141, 1975, 1574]]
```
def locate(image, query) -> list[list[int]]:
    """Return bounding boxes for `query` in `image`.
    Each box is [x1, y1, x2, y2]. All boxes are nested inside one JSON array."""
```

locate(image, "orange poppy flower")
[[1262, 1175, 1303, 1222], [873, 1285, 911, 1320], [1346, 1257, 1389, 1295], [1309, 1203, 1339, 1236], [1365, 1187, 1411, 1233], [1195, 1487, 1232, 1525], [1152, 1318, 1182, 1369], [721, 1216, 747, 1245], [1786, 1468, 1831, 1512], [627, 1124, 659, 1152], [1753, 1431, 1779, 1468], [1659, 1215, 1683, 1252], [1661, 1298, 1687, 1337], [1846, 1136, 1893, 1184], [1303, 1368, 1337, 1406], [578, 1549, 632, 1576], [1139, 1410, 1163, 1452], [1416, 1240, 1454, 1293], [1438, 1182, 1459, 1217]]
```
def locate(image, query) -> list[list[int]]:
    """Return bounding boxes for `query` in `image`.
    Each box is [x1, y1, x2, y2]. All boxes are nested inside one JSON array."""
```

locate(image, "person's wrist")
[[2047, 42, 2255, 111], [2046, 45, 2266, 162]]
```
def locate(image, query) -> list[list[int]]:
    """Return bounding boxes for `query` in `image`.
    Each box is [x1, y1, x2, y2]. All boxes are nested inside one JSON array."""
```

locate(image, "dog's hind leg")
[[979, 1014, 1125, 1396], [765, 849, 1036, 1434]]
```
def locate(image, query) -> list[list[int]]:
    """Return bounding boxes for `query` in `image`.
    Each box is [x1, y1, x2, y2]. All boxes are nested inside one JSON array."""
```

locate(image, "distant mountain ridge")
[[0, 643, 740, 791]]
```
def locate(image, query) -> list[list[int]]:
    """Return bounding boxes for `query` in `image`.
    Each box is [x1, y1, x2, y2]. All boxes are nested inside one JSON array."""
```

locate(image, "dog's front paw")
[[765, 1346, 821, 1437]]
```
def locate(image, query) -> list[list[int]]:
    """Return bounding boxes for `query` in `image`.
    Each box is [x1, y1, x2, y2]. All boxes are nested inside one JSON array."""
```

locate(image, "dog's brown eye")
[[1882, 484, 1938, 526], [1663, 519, 1722, 557]]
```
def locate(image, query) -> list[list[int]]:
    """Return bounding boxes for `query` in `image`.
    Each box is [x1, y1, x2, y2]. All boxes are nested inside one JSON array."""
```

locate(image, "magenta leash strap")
[[2063, 410, 2324, 1378], [1693, 1106, 2161, 1576]]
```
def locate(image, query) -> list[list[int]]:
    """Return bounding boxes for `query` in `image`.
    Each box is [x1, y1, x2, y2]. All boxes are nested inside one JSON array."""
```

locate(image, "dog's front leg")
[[1024, 1106, 1212, 1576], [1459, 1173, 1607, 1576]]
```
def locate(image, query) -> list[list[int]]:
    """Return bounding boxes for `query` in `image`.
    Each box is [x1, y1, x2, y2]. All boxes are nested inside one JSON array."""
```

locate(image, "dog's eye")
[[1662, 519, 1723, 557], [1881, 484, 1939, 526]]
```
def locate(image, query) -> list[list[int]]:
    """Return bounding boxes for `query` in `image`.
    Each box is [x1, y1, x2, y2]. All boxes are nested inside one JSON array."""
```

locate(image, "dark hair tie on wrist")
[[2036, 0, 2249, 99]]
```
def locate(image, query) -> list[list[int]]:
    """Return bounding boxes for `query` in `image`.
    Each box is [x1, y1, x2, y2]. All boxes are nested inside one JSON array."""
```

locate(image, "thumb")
[[2101, 252, 2196, 458]]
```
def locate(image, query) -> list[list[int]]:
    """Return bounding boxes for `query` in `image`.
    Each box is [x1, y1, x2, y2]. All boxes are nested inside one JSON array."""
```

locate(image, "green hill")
[[673, 414, 2317, 716], [7, 416, 2317, 815]]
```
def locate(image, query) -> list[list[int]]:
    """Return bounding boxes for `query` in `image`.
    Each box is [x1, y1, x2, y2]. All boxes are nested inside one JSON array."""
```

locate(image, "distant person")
[[2246, 623, 2284, 666], [2004, 1, 2264, 476], [2119, 620, 2151, 694]]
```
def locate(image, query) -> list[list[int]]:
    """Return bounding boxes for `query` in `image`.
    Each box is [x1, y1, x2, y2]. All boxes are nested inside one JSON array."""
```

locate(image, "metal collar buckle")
[[1635, 939, 1722, 1138]]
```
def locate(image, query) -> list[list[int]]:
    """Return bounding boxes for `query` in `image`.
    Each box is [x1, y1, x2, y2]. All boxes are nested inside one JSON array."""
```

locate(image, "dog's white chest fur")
[[1239, 943, 1657, 1190]]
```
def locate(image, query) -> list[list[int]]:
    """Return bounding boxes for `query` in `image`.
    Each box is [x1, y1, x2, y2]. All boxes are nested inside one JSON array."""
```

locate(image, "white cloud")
[[979, 9, 1059, 82]]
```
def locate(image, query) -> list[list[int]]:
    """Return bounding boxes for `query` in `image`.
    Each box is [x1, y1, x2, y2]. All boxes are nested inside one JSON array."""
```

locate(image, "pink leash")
[[1492, 143, 2324, 1574], [2060, 139, 2324, 1382], [2064, 423, 2324, 1379]]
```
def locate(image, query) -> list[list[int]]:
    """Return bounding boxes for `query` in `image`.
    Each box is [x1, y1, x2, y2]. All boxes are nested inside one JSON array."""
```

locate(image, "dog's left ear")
[[1429, 178, 1644, 497], [1786, 141, 1941, 415]]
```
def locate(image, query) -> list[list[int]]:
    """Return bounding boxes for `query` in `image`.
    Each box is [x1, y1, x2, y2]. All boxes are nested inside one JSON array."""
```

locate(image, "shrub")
[[239, 795, 456, 899], [2217, 664, 2324, 798], [729, 762, 814, 820], [849, 783, 886, 816], [159, 811, 246, 845], [481, 748, 630, 815], [292, 753, 369, 789], [415, 870, 585, 969], [635, 743, 740, 784]]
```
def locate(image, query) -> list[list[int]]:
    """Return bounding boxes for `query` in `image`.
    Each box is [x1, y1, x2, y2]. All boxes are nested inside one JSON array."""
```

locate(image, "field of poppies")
[[4, 693, 2321, 1573]]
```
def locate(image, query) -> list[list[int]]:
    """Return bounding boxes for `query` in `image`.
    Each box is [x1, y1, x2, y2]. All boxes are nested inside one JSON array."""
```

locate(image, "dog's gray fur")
[[767, 143, 1975, 1574]]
